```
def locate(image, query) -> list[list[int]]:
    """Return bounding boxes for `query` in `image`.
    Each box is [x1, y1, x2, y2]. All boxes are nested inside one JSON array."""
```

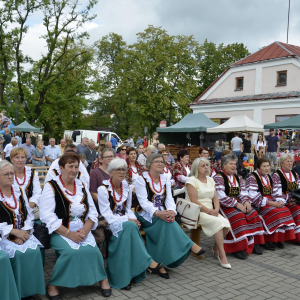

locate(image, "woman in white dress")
[[0, 160, 45, 299], [185, 157, 231, 269]]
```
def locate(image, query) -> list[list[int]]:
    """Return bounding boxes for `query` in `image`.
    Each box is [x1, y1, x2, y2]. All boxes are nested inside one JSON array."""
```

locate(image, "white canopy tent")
[[207, 115, 264, 133]]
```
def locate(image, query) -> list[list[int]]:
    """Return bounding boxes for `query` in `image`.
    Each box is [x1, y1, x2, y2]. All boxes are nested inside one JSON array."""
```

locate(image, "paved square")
[[35, 230, 300, 300]]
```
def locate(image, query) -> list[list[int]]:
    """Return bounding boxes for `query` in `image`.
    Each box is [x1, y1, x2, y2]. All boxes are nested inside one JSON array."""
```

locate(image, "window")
[[235, 77, 243, 91], [275, 114, 297, 122], [276, 71, 287, 86]]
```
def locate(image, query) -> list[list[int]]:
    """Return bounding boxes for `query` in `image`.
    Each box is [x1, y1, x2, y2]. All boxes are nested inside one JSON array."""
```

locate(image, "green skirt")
[[10, 247, 45, 298], [136, 214, 193, 268], [49, 233, 107, 287], [0, 251, 19, 300], [107, 221, 153, 289]]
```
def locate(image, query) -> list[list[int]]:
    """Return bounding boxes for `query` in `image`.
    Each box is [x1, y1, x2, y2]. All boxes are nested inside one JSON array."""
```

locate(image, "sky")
[[20, 0, 300, 60]]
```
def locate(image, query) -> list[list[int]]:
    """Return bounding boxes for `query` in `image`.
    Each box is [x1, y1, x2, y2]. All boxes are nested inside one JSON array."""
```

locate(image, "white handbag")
[[176, 198, 201, 229]]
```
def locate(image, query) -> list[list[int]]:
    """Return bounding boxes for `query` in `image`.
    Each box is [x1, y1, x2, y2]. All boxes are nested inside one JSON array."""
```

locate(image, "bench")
[[27, 165, 50, 188]]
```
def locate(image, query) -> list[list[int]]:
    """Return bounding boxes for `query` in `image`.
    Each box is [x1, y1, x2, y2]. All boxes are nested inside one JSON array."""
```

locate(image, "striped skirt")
[[220, 207, 265, 254], [259, 205, 295, 242], [286, 203, 300, 242]]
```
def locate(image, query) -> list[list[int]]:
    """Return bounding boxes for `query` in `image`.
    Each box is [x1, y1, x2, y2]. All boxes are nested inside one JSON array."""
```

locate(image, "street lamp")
[[7, 96, 25, 126]]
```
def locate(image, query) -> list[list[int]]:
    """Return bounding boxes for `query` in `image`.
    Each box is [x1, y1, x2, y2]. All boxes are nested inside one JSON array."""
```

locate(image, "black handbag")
[[290, 189, 300, 205], [33, 222, 50, 249]]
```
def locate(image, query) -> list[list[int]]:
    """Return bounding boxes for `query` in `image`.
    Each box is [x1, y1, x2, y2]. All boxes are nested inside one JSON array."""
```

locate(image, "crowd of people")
[[1, 128, 300, 300]]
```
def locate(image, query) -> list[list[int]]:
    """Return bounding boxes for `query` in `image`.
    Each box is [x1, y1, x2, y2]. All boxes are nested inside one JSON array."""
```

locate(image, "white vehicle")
[[64, 130, 123, 147]]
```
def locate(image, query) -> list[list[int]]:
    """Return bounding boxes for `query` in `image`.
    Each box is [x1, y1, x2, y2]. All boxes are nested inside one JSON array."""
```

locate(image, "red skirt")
[[286, 204, 300, 243], [221, 207, 265, 254], [259, 205, 295, 242]]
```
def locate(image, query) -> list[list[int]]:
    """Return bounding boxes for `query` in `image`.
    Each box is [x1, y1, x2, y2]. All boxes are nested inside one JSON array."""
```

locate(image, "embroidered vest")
[[135, 176, 167, 213], [25, 169, 35, 200], [252, 172, 273, 196], [275, 170, 298, 194], [103, 185, 126, 216], [48, 180, 89, 229], [0, 188, 27, 241], [53, 169, 82, 180], [218, 172, 240, 198]]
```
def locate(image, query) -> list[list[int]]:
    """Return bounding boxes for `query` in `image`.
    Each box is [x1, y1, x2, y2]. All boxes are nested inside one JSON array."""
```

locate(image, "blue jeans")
[[232, 151, 241, 168], [215, 151, 222, 161]]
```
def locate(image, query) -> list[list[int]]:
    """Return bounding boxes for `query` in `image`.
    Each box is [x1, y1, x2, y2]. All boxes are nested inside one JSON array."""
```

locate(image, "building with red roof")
[[189, 41, 300, 127]]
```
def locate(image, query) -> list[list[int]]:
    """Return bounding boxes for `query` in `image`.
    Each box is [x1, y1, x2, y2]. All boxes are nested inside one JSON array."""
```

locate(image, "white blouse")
[[40, 176, 98, 234], [135, 172, 176, 223], [98, 179, 136, 237], [14, 166, 42, 206], [162, 167, 175, 186], [130, 166, 140, 184]]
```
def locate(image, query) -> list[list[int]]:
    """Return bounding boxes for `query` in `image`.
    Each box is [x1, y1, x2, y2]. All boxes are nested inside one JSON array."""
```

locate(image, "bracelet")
[[64, 230, 70, 236], [154, 210, 158, 218]]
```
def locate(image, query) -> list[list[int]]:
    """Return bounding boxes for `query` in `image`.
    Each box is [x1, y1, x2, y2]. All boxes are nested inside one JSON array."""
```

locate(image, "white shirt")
[[137, 153, 147, 166], [13, 166, 42, 206], [3, 143, 17, 158], [45, 158, 90, 188]]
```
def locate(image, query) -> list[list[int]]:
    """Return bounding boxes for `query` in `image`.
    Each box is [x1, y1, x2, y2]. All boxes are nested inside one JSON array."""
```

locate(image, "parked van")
[[64, 130, 123, 147]]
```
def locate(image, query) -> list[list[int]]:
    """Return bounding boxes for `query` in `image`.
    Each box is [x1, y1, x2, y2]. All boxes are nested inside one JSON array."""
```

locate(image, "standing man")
[[136, 135, 144, 147], [14, 131, 22, 147], [21, 138, 36, 164], [0, 128, 11, 150], [2, 137, 18, 162], [84, 140, 96, 173], [231, 133, 243, 168], [76, 137, 89, 154], [266, 129, 280, 170], [243, 133, 253, 162], [45, 138, 62, 166], [123, 136, 134, 147], [110, 135, 118, 149], [143, 135, 148, 148], [58, 139, 66, 154]]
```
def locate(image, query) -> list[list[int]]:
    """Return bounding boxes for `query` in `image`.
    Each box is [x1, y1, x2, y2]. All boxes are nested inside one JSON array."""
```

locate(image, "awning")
[[207, 115, 264, 133], [10, 120, 41, 133], [157, 113, 218, 132], [264, 114, 300, 129]]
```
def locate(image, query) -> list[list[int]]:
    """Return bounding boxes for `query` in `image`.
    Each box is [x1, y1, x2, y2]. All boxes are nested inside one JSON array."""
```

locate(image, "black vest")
[[48, 180, 89, 229], [25, 169, 35, 200], [0, 188, 27, 241], [218, 172, 240, 198], [103, 185, 126, 215], [135, 176, 167, 213], [252, 172, 273, 196], [275, 170, 298, 194]]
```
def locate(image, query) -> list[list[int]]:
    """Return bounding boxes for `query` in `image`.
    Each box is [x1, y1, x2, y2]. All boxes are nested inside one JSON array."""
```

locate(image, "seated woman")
[[173, 149, 191, 187], [185, 158, 231, 269], [159, 149, 175, 187], [272, 153, 300, 245], [40, 152, 110, 298], [246, 158, 296, 250], [98, 158, 166, 290], [0, 161, 45, 299], [11, 147, 41, 218], [0, 250, 19, 300], [125, 147, 143, 187], [32, 139, 46, 167], [135, 154, 205, 277], [214, 154, 265, 259]]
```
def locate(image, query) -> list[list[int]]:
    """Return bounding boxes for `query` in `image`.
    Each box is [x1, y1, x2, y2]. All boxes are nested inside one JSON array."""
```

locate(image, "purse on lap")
[[176, 198, 201, 229], [290, 189, 300, 205]]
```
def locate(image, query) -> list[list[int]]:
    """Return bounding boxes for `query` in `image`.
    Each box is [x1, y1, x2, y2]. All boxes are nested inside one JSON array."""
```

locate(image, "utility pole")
[[287, 0, 291, 44]]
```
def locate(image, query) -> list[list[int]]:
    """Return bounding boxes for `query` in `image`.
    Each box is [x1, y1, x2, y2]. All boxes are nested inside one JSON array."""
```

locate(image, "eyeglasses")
[[103, 156, 114, 159], [115, 168, 127, 173], [152, 161, 164, 164], [121, 149, 126, 151], [162, 154, 169, 156], [202, 152, 209, 155], [0, 172, 14, 177]]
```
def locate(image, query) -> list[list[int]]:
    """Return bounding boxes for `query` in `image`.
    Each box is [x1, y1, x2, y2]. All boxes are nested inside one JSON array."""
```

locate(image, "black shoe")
[[233, 251, 246, 260], [100, 288, 112, 298], [262, 242, 275, 251], [295, 242, 300, 246], [148, 262, 170, 279], [22, 297, 35, 300], [122, 284, 131, 291], [253, 244, 263, 255], [193, 248, 206, 256], [276, 242, 284, 249], [46, 285, 62, 300]]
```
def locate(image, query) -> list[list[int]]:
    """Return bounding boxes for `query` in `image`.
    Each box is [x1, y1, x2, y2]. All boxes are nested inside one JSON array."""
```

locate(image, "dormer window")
[[235, 77, 244, 91], [277, 71, 287, 86]]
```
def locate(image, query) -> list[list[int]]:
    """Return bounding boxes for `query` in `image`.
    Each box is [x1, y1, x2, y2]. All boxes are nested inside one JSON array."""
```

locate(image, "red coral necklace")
[[281, 168, 293, 182], [59, 175, 76, 196], [110, 178, 123, 202], [15, 168, 26, 186], [0, 187, 18, 210], [149, 173, 162, 193], [223, 170, 236, 187], [258, 172, 270, 188]]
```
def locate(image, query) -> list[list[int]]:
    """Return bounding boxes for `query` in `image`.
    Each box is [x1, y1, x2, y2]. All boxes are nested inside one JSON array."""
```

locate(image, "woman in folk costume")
[[173, 149, 191, 187], [125, 147, 144, 187], [0, 160, 45, 299], [246, 158, 296, 251], [159, 149, 175, 186], [98, 158, 166, 290], [135, 154, 205, 278], [214, 154, 265, 260], [272, 153, 300, 245], [40, 152, 110, 299]]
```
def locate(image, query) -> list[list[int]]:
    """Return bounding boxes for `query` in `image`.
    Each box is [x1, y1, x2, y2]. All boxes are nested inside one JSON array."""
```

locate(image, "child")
[[257, 146, 265, 159], [243, 156, 254, 172]]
